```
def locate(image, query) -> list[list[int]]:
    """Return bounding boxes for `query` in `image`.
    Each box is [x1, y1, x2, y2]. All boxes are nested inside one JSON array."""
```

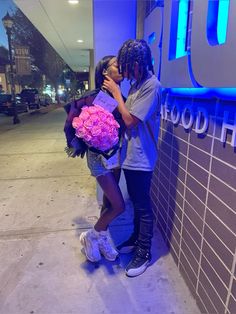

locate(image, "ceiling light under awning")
[[68, 0, 79, 5], [77, 39, 84, 43]]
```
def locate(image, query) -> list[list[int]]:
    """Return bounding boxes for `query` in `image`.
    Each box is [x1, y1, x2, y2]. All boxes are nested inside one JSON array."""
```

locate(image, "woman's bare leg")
[[101, 167, 121, 214], [95, 171, 125, 231]]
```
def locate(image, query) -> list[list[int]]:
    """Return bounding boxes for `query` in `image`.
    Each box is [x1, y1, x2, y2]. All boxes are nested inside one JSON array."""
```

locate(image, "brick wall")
[[151, 93, 236, 313]]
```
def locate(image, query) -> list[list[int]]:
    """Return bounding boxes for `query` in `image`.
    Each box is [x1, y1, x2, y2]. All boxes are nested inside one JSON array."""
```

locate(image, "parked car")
[[0, 94, 29, 116], [38, 93, 52, 106], [20, 88, 40, 109]]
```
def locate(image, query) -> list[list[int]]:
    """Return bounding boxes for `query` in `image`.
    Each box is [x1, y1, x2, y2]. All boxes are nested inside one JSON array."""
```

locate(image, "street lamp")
[[2, 12, 20, 124]]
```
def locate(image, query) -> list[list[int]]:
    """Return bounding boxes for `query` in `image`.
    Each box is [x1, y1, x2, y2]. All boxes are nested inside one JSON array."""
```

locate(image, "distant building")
[[0, 64, 7, 93], [0, 63, 21, 94]]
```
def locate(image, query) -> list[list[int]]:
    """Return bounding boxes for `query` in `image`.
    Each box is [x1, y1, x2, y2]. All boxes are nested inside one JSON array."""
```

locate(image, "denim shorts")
[[86, 149, 120, 177]]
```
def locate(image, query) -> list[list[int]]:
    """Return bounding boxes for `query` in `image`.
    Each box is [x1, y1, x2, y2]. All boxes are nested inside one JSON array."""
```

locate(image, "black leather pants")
[[123, 169, 153, 251]]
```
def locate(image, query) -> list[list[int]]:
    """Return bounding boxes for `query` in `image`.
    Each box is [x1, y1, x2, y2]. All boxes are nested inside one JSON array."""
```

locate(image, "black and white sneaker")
[[125, 247, 151, 277], [117, 237, 138, 254]]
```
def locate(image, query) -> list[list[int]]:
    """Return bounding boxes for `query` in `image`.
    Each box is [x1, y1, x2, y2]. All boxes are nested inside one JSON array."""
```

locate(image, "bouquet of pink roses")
[[72, 105, 120, 152]]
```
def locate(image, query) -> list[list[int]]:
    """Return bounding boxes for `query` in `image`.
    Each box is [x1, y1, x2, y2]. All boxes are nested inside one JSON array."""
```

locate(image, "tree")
[[16, 70, 43, 89], [11, 9, 67, 90]]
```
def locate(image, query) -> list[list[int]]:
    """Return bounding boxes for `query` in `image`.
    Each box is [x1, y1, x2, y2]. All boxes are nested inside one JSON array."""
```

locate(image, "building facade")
[[143, 2, 235, 313]]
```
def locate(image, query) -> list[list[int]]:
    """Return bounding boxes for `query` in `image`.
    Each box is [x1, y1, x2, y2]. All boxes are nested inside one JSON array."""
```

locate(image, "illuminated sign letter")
[[195, 108, 209, 134], [170, 103, 181, 125], [160, 103, 169, 121], [158, 1, 193, 87], [181, 105, 194, 129], [207, 0, 230, 45], [191, 1, 236, 87], [220, 112, 236, 147]]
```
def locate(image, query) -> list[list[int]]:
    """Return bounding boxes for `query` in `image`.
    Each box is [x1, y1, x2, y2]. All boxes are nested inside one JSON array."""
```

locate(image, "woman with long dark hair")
[[64, 56, 125, 263]]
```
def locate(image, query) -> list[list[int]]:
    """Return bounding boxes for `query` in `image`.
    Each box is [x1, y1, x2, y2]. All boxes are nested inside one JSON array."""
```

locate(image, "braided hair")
[[117, 39, 154, 82]]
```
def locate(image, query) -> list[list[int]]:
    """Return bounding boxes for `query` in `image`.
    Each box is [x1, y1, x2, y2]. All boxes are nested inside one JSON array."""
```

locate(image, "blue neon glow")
[[187, 54, 202, 88], [207, 0, 229, 46], [217, 0, 230, 44], [166, 88, 236, 101], [168, 1, 178, 60], [176, 0, 189, 58], [148, 32, 156, 45], [169, 0, 189, 60], [157, 6, 164, 81]]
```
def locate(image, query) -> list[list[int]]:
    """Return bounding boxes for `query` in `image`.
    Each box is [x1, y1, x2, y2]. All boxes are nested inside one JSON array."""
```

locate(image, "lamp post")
[[2, 12, 20, 124]]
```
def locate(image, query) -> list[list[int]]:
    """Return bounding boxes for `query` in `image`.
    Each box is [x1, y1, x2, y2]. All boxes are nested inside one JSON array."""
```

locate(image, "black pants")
[[123, 169, 153, 251]]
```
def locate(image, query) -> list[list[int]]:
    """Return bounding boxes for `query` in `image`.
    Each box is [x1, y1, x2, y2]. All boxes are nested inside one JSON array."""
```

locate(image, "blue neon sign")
[[207, 0, 230, 45], [169, 0, 190, 60]]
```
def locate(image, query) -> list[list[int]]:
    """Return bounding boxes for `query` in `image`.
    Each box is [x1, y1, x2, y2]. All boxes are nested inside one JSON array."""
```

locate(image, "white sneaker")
[[79, 229, 101, 262], [98, 230, 119, 261]]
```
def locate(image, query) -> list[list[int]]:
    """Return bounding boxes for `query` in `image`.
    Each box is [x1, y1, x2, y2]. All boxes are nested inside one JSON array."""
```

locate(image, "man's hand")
[[102, 75, 121, 98], [103, 76, 140, 129]]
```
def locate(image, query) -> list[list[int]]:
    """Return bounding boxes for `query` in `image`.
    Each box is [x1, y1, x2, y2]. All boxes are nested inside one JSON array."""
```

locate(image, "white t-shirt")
[[121, 74, 161, 171]]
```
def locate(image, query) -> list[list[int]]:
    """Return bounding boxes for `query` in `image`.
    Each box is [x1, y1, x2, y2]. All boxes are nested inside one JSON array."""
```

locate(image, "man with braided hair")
[[103, 39, 161, 277]]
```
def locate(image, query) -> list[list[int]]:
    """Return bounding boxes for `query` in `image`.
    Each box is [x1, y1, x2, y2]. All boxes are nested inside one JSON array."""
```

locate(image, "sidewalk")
[[0, 107, 200, 314]]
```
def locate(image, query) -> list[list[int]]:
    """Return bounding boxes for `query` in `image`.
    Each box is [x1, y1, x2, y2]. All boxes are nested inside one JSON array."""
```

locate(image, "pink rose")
[[79, 107, 90, 121], [83, 133, 92, 142], [84, 118, 93, 129], [106, 117, 115, 126], [90, 114, 99, 124], [88, 106, 99, 114], [72, 117, 82, 129], [91, 126, 102, 136]]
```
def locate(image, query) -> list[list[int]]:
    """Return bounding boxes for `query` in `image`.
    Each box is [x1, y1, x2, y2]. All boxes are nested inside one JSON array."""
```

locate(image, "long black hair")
[[117, 39, 154, 82], [95, 55, 115, 89]]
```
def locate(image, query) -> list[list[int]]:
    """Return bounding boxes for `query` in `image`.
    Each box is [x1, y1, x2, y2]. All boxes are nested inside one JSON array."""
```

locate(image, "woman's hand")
[[102, 75, 121, 98]]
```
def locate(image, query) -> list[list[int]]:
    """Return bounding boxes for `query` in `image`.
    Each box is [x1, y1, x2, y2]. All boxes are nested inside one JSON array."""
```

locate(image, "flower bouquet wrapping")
[[72, 105, 120, 158]]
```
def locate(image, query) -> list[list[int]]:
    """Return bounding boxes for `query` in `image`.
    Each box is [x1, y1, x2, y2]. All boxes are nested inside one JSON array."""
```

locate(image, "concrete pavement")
[[0, 106, 200, 314]]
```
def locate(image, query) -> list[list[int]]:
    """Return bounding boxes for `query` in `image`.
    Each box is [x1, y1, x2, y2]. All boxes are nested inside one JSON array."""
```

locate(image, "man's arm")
[[103, 76, 140, 128]]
